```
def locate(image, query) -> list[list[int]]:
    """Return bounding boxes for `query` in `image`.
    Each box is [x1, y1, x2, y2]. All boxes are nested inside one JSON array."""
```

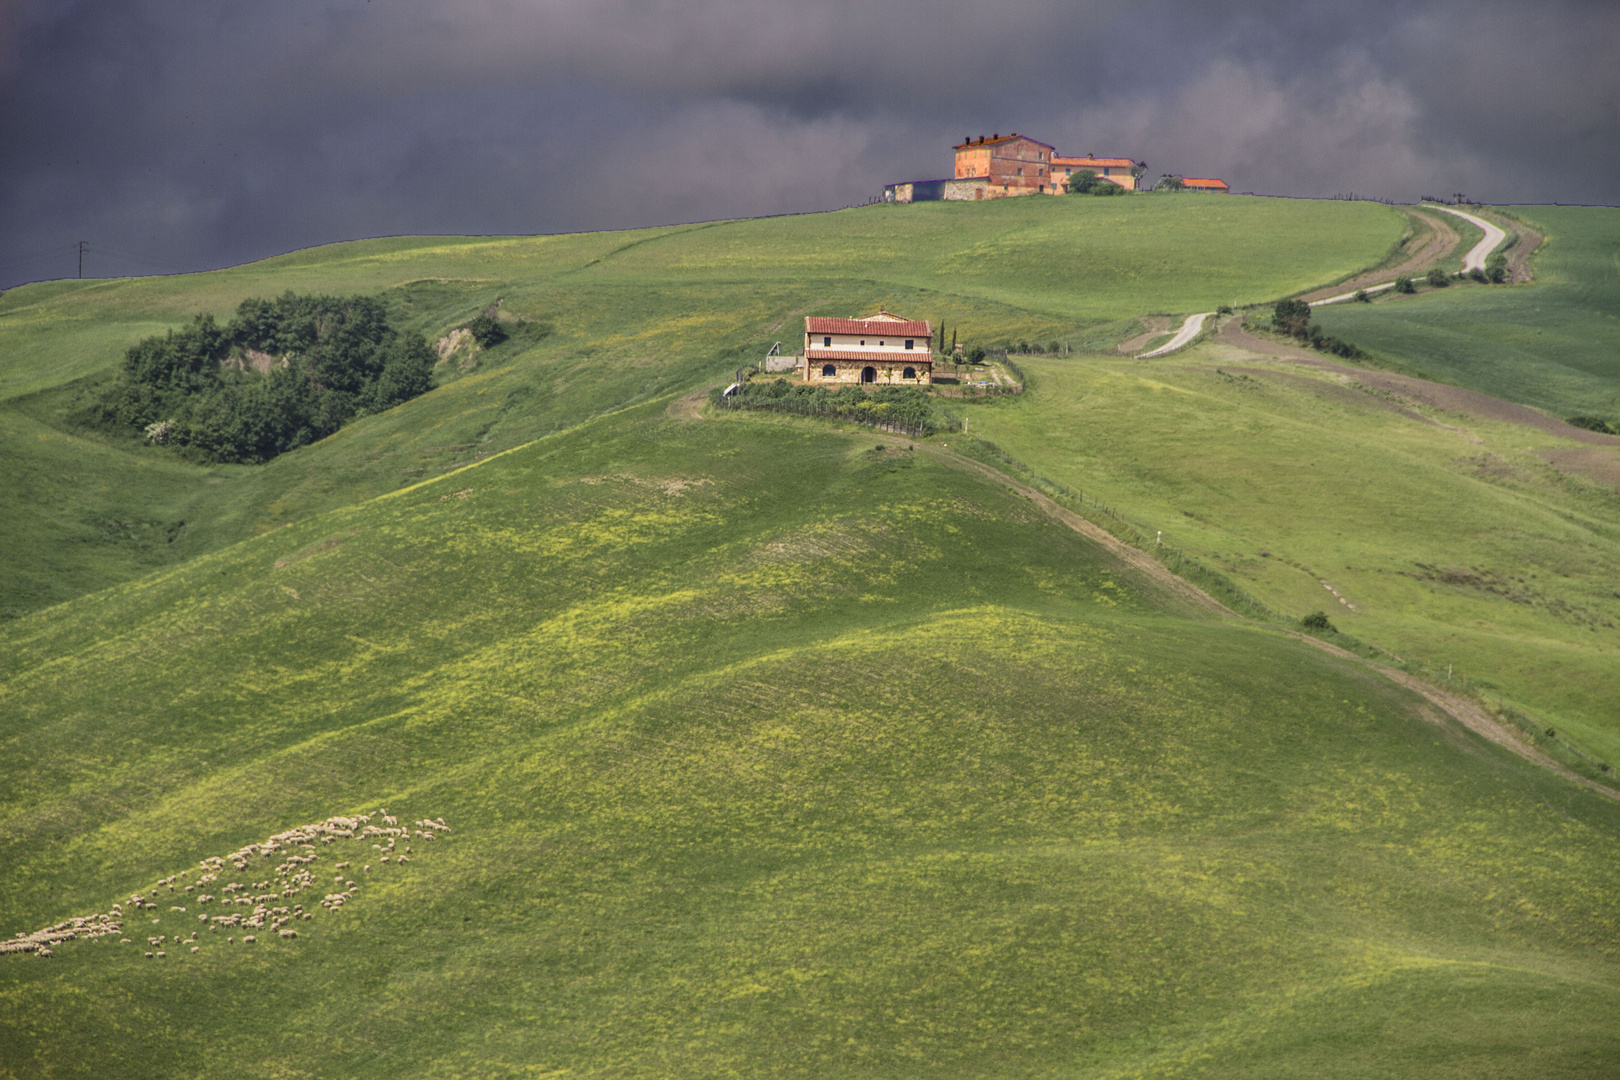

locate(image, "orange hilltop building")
[[885, 133, 1146, 202], [802, 310, 933, 385], [882, 133, 1235, 202], [1051, 155, 1141, 189]]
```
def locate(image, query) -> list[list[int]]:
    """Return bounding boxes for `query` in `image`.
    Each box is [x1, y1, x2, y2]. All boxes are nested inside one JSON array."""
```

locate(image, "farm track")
[[1432, 205, 1508, 272], [682, 393, 1616, 799], [922, 438, 1620, 802], [1216, 317, 1620, 448], [1136, 312, 1213, 358], [1300, 207, 1458, 304]]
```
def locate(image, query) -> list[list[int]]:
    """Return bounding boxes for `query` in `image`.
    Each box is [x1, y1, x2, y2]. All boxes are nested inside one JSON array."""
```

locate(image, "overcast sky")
[[2, 0, 1616, 288]]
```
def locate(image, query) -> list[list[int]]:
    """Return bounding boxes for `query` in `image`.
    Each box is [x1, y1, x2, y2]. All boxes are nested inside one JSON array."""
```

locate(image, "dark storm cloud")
[[2, 0, 1615, 287]]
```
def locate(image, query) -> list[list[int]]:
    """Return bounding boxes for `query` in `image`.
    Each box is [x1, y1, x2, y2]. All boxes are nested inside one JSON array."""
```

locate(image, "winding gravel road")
[[1431, 205, 1507, 272], [1137, 311, 1214, 358]]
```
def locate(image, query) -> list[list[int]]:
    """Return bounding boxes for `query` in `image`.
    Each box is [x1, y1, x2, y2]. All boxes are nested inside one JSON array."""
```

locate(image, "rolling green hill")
[[0, 195, 1402, 618], [1313, 206, 1620, 423], [4, 195, 1620, 1078], [3, 401, 1618, 1078]]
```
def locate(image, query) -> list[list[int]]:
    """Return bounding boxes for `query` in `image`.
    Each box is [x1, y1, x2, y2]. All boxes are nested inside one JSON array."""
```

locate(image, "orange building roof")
[[1182, 177, 1230, 189], [1052, 156, 1136, 168], [952, 133, 1056, 151], [805, 315, 932, 337]]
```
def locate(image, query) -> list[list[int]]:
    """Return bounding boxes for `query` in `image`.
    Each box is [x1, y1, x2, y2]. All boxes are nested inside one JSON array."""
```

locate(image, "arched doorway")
[[861, 366, 876, 383]]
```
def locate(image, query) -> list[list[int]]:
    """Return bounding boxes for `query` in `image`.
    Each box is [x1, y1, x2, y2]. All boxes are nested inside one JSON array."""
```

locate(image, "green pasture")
[[961, 347, 1620, 764], [0, 195, 1403, 619], [3, 402, 1618, 1078], [1314, 206, 1620, 421]]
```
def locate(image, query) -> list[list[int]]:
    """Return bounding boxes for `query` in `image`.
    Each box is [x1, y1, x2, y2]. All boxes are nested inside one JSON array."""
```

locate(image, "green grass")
[[0, 195, 1404, 620], [1314, 206, 1620, 421], [5, 195, 1620, 1077], [3, 402, 1618, 1078], [961, 346, 1620, 767]]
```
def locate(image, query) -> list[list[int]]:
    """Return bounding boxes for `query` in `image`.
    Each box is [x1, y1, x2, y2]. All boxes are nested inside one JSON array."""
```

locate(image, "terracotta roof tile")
[[1052, 156, 1136, 168], [952, 134, 1056, 151], [1182, 177, 1229, 189], [805, 316, 932, 337]]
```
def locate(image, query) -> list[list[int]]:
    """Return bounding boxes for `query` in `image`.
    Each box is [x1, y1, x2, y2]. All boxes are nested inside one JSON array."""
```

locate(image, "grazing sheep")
[[5, 805, 451, 966], [145, 952, 153, 959]]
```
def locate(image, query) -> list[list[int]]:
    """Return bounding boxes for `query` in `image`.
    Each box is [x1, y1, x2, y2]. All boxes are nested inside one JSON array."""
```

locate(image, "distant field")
[[3, 401, 1617, 1079], [0, 195, 1403, 618], [1313, 206, 1620, 422]]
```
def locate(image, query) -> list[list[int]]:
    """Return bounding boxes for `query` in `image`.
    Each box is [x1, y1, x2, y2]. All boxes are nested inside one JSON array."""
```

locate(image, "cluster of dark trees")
[[1271, 299, 1364, 359], [89, 292, 436, 463]]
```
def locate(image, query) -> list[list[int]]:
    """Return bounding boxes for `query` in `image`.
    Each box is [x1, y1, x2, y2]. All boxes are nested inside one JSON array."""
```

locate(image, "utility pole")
[[77, 241, 86, 279]]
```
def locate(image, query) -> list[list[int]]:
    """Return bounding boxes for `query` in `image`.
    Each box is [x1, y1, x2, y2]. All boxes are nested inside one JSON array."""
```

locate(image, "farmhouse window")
[[824, 336, 831, 347], [904, 339, 914, 350], [903, 367, 916, 379], [860, 339, 866, 345], [822, 364, 836, 377]]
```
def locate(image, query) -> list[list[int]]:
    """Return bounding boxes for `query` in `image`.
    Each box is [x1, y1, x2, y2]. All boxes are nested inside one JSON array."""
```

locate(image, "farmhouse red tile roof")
[[1182, 177, 1229, 189], [952, 134, 1056, 150], [1052, 156, 1136, 168], [805, 316, 932, 336], [806, 350, 934, 362]]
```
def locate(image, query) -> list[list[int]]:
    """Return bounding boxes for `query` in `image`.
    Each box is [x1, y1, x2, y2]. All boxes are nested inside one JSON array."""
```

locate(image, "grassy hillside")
[[964, 344, 1620, 766], [6, 195, 1620, 1077], [3, 402, 1618, 1078], [1313, 206, 1620, 422], [0, 195, 1403, 618]]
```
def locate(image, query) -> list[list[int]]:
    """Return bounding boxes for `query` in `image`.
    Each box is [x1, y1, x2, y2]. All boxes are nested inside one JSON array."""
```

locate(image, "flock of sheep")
[[2, 810, 451, 960]]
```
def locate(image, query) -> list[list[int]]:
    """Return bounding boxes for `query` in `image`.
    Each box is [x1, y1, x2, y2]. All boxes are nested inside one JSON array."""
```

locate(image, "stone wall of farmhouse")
[[804, 359, 932, 385], [943, 178, 1045, 201]]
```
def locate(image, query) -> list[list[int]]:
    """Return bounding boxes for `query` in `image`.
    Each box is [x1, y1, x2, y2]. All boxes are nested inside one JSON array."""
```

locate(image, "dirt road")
[[1138, 311, 1213, 358], [1216, 318, 1620, 449], [922, 438, 1617, 802], [1432, 205, 1507, 272], [1302, 207, 1459, 305]]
